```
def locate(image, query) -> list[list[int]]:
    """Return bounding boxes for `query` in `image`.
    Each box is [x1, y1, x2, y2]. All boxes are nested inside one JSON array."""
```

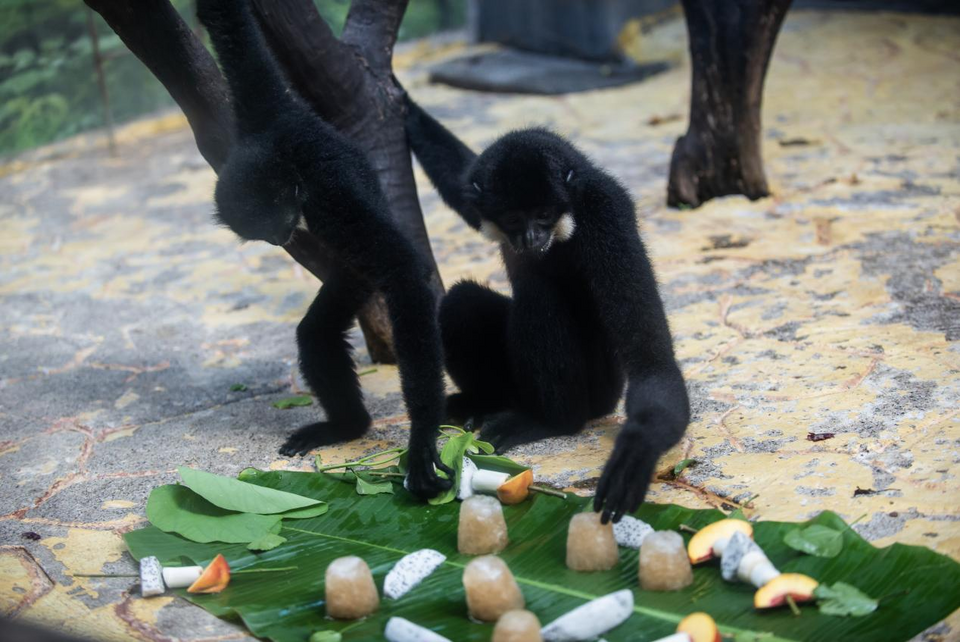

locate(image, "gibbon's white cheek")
[[480, 220, 509, 244], [296, 216, 309, 232], [552, 213, 576, 242]]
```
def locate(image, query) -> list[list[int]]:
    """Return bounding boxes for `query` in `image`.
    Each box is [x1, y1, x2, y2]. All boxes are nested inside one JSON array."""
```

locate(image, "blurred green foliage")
[[0, 0, 465, 157]]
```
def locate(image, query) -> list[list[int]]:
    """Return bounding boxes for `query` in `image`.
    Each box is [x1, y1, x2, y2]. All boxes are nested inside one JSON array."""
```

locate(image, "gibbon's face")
[[478, 204, 575, 255], [467, 133, 576, 256], [214, 149, 303, 246]]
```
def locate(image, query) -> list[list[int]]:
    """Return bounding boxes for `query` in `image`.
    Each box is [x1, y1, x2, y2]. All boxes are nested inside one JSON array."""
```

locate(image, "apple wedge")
[[187, 553, 231, 594], [754, 573, 819, 609], [677, 612, 721, 642], [687, 519, 754, 564], [497, 469, 534, 505]]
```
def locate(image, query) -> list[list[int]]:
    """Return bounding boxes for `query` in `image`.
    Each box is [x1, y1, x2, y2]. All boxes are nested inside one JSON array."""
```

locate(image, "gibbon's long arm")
[[197, 0, 291, 134], [404, 96, 481, 228], [577, 174, 691, 523]]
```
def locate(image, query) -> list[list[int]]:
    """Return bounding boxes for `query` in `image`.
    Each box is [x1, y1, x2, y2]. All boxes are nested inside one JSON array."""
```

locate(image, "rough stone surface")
[[0, 9, 958, 640]]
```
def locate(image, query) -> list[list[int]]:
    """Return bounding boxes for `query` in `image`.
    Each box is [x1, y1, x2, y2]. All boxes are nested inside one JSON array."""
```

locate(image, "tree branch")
[[341, 0, 411, 71], [84, 0, 232, 168], [90, 0, 438, 362], [252, 0, 363, 127]]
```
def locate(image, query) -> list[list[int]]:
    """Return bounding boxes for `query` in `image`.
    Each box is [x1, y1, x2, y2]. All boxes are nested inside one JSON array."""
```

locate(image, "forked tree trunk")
[[84, 0, 441, 363], [667, 0, 792, 209]]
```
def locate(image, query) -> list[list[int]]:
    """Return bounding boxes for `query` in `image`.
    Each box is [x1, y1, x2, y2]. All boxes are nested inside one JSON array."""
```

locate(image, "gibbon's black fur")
[[196, 0, 451, 498], [405, 97, 690, 521]]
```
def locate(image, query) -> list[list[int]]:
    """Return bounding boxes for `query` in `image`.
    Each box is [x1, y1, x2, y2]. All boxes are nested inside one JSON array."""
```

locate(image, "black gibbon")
[[196, 0, 451, 498], [405, 97, 690, 521]]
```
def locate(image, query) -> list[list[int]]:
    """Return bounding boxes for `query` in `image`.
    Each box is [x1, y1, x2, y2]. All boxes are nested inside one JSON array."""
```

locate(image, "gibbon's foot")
[[444, 392, 475, 423], [405, 444, 454, 499], [279, 421, 369, 456], [593, 428, 662, 524], [478, 411, 549, 453]]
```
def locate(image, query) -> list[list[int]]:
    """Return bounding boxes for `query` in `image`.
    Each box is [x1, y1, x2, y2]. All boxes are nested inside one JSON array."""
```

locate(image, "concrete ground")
[[1, 9, 958, 641]]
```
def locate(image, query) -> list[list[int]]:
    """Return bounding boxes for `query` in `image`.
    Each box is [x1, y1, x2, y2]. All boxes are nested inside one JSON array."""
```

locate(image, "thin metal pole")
[[85, 6, 117, 155]]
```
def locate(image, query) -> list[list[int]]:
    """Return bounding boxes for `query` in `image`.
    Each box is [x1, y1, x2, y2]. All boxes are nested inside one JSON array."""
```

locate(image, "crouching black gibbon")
[[196, 0, 451, 498], [405, 97, 690, 521]]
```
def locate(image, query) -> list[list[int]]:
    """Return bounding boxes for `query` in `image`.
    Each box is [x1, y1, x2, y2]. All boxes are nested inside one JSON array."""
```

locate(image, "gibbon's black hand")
[[594, 425, 663, 524], [405, 441, 454, 499]]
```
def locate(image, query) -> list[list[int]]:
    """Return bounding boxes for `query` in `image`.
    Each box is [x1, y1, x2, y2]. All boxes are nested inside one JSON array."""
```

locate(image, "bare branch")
[[252, 0, 362, 127], [341, 0, 410, 71], [84, 0, 232, 169]]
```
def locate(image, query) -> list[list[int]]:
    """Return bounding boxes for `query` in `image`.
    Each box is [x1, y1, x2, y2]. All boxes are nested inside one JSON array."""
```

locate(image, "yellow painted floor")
[[0, 9, 958, 641]]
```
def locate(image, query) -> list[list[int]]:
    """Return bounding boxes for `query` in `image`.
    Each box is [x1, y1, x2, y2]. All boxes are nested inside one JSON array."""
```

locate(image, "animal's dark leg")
[[280, 270, 372, 456], [585, 340, 626, 419], [376, 256, 453, 498], [439, 280, 513, 422], [478, 277, 592, 450], [479, 410, 584, 452]]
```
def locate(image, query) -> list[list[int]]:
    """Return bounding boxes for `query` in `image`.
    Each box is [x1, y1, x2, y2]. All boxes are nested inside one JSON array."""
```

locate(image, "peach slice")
[[187, 553, 231, 594], [754, 573, 818, 609], [687, 519, 753, 564], [677, 612, 721, 642], [496, 470, 534, 505]]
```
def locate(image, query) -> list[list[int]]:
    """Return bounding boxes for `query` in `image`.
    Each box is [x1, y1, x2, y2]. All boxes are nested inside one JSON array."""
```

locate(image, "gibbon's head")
[[213, 142, 303, 246], [465, 128, 580, 256]]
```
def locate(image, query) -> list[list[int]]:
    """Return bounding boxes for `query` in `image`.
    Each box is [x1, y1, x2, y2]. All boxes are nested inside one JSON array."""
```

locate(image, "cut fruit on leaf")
[[384, 617, 451, 642], [458, 457, 478, 500], [687, 518, 753, 563], [676, 612, 721, 642], [754, 573, 819, 609], [497, 469, 534, 505], [383, 549, 446, 600], [188, 554, 231, 594], [540, 589, 633, 641], [125, 469, 960, 641], [612, 515, 653, 549]]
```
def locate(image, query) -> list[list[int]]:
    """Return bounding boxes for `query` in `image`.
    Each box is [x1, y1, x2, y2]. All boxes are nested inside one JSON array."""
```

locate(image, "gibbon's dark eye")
[[536, 210, 554, 223], [503, 213, 522, 228]]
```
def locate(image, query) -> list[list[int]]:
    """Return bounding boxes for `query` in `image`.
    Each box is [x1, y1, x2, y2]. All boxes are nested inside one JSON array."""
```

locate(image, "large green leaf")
[[126, 470, 960, 642], [179, 466, 323, 514], [146, 485, 280, 544]]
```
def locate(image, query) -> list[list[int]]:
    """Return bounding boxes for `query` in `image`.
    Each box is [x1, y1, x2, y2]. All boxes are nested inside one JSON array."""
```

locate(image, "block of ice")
[[458, 495, 509, 555], [566, 512, 619, 571], [638, 531, 693, 591], [462, 555, 525, 622], [325, 556, 379, 619]]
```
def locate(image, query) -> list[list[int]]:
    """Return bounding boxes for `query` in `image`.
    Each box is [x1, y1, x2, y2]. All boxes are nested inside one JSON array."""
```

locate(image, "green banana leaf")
[[124, 469, 960, 642]]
